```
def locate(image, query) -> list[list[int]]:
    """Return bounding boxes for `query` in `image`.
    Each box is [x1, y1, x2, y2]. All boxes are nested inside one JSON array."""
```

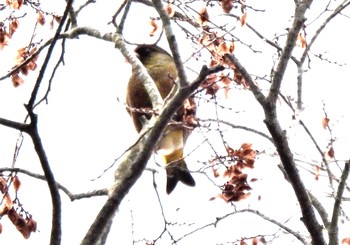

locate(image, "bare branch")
[[0, 117, 29, 132], [268, 2, 310, 103], [329, 161, 350, 244], [199, 118, 273, 143], [0, 167, 108, 201]]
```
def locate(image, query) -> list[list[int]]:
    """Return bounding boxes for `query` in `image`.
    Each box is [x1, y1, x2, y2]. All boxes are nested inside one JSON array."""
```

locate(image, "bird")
[[126, 44, 196, 194]]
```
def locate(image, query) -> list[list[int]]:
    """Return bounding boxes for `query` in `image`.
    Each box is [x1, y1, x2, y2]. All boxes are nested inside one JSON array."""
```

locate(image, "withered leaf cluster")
[[210, 143, 257, 203], [11, 47, 39, 87], [198, 28, 250, 97], [0, 174, 37, 239], [1, 0, 61, 86]]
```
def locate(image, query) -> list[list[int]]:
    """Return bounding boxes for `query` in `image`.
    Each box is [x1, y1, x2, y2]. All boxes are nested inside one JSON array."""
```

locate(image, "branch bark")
[[328, 161, 350, 245]]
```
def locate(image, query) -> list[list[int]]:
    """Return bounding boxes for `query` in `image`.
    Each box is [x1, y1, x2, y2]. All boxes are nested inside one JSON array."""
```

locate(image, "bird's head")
[[134, 45, 172, 66]]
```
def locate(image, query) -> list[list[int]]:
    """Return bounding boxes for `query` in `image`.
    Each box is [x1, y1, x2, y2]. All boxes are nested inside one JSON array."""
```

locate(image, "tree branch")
[[0, 117, 29, 132], [25, 111, 62, 245], [328, 161, 350, 245], [0, 167, 108, 201], [263, 103, 325, 245], [267, 2, 310, 102], [199, 118, 273, 143]]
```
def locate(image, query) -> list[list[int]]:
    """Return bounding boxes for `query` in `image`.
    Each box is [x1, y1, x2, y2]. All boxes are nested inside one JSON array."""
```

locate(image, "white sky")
[[0, 0, 350, 244]]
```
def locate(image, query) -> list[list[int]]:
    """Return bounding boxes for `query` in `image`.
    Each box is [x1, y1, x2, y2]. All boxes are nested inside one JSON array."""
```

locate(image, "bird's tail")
[[164, 149, 195, 194]]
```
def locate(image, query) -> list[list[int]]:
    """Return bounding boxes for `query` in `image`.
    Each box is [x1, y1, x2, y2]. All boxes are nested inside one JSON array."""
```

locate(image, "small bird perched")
[[126, 44, 196, 194]]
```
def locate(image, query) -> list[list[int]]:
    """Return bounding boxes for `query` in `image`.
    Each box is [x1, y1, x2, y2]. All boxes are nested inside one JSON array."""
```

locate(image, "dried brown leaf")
[[220, 0, 234, 13], [322, 117, 330, 129], [149, 19, 158, 37], [37, 11, 46, 26], [327, 147, 334, 159], [0, 177, 7, 193], [342, 237, 350, 245], [198, 7, 209, 26], [9, 19, 19, 37], [12, 74, 25, 87], [27, 61, 37, 71], [165, 3, 175, 17], [12, 175, 21, 192], [297, 33, 307, 48], [240, 12, 247, 26], [314, 165, 320, 181], [0, 31, 9, 49]]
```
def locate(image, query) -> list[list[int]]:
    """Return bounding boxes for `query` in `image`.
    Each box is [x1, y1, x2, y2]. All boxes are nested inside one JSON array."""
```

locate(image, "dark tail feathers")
[[166, 160, 195, 194]]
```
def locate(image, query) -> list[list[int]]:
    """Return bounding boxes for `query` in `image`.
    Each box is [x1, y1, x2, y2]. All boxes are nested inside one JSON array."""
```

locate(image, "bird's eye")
[[144, 48, 151, 56]]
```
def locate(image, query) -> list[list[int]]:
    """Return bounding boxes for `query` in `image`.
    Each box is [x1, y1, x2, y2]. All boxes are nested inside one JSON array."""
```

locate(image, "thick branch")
[[0, 117, 29, 132], [268, 2, 310, 102], [264, 102, 326, 245], [25, 112, 62, 245], [328, 162, 350, 245]]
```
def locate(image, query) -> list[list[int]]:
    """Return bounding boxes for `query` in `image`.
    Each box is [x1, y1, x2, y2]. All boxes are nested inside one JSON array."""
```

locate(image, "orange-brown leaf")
[[322, 117, 330, 129], [212, 165, 220, 178], [327, 147, 334, 159], [10, 0, 23, 9], [240, 12, 247, 26], [241, 143, 252, 150], [220, 0, 234, 13], [37, 11, 46, 26], [252, 237, 260, 245], [149, 19, 158, 37], [12, 74, 25, 87], [12, 175, 21, 192], [297, 33, 307, 48], [342, 237, 350, 244], [314, 165, 320, 181], [9, 19, 19, 37], [20, 65, 29, 76], [240, 239, 248, 245], [27, 61, 37, 71], [0, 177, 7, 193], [198, 7, 209, 26], [165, 3, 175, 17], [209, 59, 219, 67], [221, 75, 231, 86], [0, 32, 9, 49], [218, 41, 235, 55]]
